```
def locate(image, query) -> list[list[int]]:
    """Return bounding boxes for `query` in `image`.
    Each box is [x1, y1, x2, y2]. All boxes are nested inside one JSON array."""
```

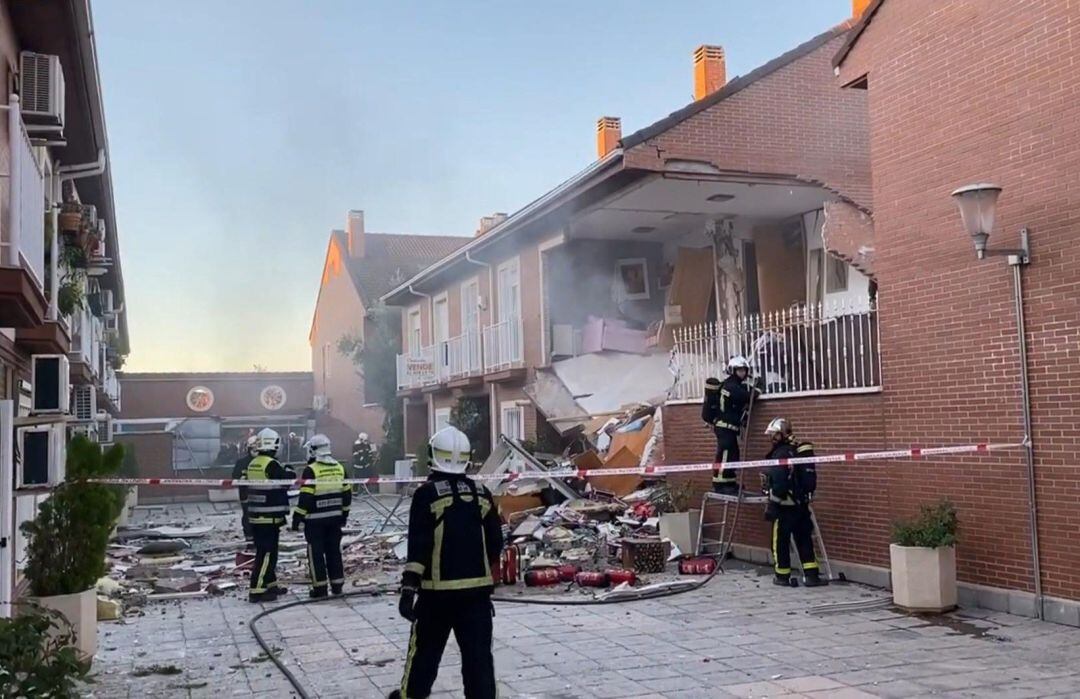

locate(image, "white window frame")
[[499, 400, 525, 442], [407, 305, 423, 354], [537, 235, 565, 366], [460, 276, 480, 336], [434, 407, 452, 433], [433, 292, 450, 345], [496, 257, 521, 324]]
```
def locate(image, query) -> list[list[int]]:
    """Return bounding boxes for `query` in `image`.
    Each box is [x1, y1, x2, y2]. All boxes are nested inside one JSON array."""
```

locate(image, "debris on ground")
[[131, 664, 183, 677]]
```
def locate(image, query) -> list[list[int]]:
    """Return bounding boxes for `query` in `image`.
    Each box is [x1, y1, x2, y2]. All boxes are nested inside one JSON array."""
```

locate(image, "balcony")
[[396, 320, 523, 392], [671, 299, 881, 401], [0, 104, 47, 328], [68, 307, 103, 384], [99, 366, 122, 413]]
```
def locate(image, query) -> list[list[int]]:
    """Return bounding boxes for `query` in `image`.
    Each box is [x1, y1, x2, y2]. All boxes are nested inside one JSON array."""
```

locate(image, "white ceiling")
[[572, 177, 830, 241]]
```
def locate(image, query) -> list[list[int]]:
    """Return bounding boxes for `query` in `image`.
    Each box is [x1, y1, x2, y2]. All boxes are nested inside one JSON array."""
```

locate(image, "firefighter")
[[390, 426, 504, 699], [245, 428, 296, 603], [762, 417, 826, 587], [703, 355, 757, 494], [232, 435, 257, 544], [292, 434, 350, 598], [352, 432, 377, 480]]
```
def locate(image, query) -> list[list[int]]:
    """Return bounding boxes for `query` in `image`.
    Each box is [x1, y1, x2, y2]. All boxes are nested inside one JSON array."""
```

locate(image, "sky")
[[93, 0, 852, 373]]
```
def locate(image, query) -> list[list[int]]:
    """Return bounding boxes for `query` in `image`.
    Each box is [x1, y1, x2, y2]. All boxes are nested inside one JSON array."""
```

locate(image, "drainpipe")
[[57, 150, 106, 181]]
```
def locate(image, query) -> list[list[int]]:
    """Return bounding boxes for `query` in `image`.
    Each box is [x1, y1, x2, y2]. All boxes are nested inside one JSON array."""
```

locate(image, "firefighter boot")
[[803, 569, 828, 587], [773, 573, 790, 587], [309, 587, 329, 599], [331, 583, 344, 596], [387, 691, 401, 699]]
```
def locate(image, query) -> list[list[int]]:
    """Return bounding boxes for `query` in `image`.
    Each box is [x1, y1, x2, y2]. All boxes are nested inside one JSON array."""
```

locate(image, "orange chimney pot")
[[693, 45, 726, 101], [596, 116, 621, 159]]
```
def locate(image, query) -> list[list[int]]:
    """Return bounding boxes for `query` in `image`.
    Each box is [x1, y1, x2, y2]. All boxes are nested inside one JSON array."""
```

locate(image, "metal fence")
[[483, 316, 523, 372], [672, 299, 881, 400]]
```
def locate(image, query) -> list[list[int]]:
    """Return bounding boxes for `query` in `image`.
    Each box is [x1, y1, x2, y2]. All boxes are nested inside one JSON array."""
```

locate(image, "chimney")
[[852, 0, 872, 18], [596, 116, 621, 159], [476, 212, 509, 237], [346, 209, 365, 258], [693, 45, 726, 100]]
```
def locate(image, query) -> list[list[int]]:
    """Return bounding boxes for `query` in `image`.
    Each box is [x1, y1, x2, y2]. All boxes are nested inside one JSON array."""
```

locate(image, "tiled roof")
[[337, 231, 470, 305]]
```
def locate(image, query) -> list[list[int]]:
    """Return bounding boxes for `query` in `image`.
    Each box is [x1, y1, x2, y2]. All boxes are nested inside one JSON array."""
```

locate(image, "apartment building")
[[383, 12, 873, 464], [0, 0, 128, 617]]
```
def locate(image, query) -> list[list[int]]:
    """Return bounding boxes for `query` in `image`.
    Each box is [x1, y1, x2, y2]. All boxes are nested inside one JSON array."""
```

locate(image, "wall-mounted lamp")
[[950, 183, 1029, 264]]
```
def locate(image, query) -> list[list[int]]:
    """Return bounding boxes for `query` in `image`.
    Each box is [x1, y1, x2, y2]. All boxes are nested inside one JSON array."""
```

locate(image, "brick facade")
[[834, 0, 1080, 601]]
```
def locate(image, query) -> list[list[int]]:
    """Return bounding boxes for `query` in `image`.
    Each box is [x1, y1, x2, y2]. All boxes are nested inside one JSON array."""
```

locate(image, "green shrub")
[[20, 436, 126, 597], [0, 605, 91, 697], [891, 500, 958, 548]]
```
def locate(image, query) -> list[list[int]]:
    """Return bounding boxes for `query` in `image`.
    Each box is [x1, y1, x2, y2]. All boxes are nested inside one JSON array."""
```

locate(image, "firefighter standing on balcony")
[[703, 355, 758, 494], [245, 428, 296, 603], [232, 435, 257, 544], [292, 434, 350, 598], [762, 417, 826, 587], [390, 426, 504, 699]]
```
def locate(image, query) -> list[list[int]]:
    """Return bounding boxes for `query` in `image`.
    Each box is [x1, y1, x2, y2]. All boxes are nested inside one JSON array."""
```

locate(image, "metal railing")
[[396, 345, 437, 390], [671, 299, 880, 401], [483, 316, 523, 372], [1, 96, 46, 288], [444, 329, 483, 380]]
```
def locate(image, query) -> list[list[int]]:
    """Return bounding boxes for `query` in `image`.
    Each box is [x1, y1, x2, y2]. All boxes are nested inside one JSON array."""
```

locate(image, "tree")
[[449, 396, 490, 462], [338, 304, 404, 474]]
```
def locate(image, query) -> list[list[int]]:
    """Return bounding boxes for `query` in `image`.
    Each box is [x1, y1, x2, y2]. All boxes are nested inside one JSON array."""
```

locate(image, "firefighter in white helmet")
[[292, 434, 350, 598], [352, 431, 377, 480], [702, 355, 759, 494], [244, 428, 296, 602], [762, 417, 825, 587], [391, 426, 504, 699]]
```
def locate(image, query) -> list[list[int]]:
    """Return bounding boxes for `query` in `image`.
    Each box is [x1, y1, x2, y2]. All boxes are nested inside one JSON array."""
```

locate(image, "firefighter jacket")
[[764, 438, 818, 506], [232, 454, 252, 503], [702, 375, 755, 433], [244, 454, 296, 525], [402, 472, 504, 593], [293, 458, 351, 524]]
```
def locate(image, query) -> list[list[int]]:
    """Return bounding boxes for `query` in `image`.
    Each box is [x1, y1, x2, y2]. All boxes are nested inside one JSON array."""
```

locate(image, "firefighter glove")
[[398, 586, 418, 622], [291, 516, 301, 532]]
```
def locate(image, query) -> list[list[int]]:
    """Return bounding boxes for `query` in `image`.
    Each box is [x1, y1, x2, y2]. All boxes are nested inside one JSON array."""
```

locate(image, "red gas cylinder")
[[497, 547, 519, 585], [678, 557, 718, 575], [524, 568, 561, 587], [556, 564, 579, 582], [606, 569, 637, 586], [574, 571, 609, 588]]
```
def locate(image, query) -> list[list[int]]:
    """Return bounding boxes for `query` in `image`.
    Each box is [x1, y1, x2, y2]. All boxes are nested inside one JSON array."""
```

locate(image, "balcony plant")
[[58, 201, 82, 233], [890, 499, 958, 612], [57, 281, 85, 318], [19, 435, 126, 659], [0, 606, 91, 697]]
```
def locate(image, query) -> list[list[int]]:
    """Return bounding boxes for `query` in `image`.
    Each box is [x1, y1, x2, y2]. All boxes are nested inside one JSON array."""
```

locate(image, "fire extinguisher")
[[524, 568, 561, 587], [556, 564, 579, 582], [606, 569, 637, 586], [678, 557, 718, 575], [574, 571, 609, 588], [499, 547, 519, 585]]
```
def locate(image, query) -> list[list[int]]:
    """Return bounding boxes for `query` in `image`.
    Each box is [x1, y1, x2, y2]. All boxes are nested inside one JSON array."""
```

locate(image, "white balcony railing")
[[671, 299, 880, 401], [1, 97, 46, 288], [103, 367, 121, 410], [396, 346, 437, 391], [444, 329, 483, 380], [483, 317, 523, 372]]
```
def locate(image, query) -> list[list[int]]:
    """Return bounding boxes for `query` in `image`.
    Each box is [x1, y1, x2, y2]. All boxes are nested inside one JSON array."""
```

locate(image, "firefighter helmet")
[[764, 418, 792, 437], [245, 435, 258, 456], [428, 426, 471, 474], [305, 433, 333, 462], [255, 428, 281, 455], [355, 432, 369, 444], [726, 355, 750, 374]]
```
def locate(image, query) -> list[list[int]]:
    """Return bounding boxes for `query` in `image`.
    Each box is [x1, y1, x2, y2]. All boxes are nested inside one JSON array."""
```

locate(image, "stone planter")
[[890, 543, 957, 612], [659, 509, 701, 556], [34, 587, 98, 659]]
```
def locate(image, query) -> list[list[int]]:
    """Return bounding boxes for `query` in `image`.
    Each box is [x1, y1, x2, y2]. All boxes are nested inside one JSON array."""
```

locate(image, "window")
[[826, 256, 849, 293], [322, 343, 332, 381], [434, 407, 451, 433], [407, 306, 422, 353], [500, 401, 525, 442], [496, 258, 520, 323], [461, 278, 480, 336], [433, 294, 449, 344], [807, 249, 823, 307]]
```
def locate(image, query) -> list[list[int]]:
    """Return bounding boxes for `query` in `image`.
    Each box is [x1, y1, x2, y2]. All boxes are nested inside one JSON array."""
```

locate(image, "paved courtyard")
[[87, 539, 1080, 698]]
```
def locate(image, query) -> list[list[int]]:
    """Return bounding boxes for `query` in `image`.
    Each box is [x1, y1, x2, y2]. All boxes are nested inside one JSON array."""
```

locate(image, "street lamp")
[[950, 182, 1040, 619]]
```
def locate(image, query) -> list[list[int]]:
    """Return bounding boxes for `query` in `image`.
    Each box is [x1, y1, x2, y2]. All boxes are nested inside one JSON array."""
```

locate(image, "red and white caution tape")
[[83, 442, 1024, 488]]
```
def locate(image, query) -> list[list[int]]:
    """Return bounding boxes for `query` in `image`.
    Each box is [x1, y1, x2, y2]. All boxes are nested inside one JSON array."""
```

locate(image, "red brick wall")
[[838, 0, 1080, 599], [119, 373, 313, 420], [624, 30, 872, 210], [116, 433, 229, 502]]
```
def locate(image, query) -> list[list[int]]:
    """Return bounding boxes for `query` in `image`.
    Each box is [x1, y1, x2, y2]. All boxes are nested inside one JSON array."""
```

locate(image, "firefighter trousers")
[[400, 591, 496, 699], [304, 519, 344, 592], [250, 524, 281, 594], [772, 505, 818, 576], [712, 427, 741, 491]]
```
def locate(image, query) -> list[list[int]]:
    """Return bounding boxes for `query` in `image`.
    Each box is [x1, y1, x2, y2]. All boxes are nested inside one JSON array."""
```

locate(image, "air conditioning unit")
[[83, 204, 97, 228], [96, 413, 114, 444], [71, 384, 97, 422], [102, 289, 115, 316], [312, 394, 329, 411], [70, 422, 98, 443], [31, 354, 70, 414], [19, 52, 65, 128], [16, 423, 66, 487]]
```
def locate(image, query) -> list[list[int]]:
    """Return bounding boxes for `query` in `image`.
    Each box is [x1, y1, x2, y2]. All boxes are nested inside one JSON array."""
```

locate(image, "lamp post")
[[950, 183, 1041, 620]]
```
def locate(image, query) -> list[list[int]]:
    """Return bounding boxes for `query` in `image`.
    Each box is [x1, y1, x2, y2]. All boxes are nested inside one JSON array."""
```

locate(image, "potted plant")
[[0, 605, 91, 696], [19, 436, 126, 659], [658, 480, 701, 556], [57, 281, 85, 317], [890, 500, 958, 612], [58, 201, 82, 233]]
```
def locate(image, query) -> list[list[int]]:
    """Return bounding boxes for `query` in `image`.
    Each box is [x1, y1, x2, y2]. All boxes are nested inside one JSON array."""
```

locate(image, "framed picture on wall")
[[615, 258, 650, 300]]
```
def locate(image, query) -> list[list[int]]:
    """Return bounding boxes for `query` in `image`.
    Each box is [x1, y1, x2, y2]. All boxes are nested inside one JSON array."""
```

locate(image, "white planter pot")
[[116, 487, 139, 527], [659, 509, 701, 556], [890, 543, 957, 613], [34, 587, 98, 659]]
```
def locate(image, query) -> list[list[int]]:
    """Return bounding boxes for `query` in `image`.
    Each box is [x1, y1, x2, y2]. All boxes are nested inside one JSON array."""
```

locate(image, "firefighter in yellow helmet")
[[245, 428, 296, 602], [292, 434, 350, 598], [390, 426, 504, 699]]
